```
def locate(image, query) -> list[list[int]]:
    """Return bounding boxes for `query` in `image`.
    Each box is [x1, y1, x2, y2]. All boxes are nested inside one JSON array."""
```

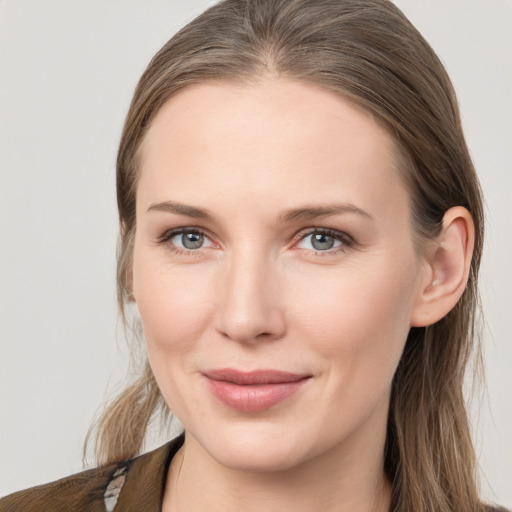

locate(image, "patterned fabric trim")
[[103, 465, 129, 512]]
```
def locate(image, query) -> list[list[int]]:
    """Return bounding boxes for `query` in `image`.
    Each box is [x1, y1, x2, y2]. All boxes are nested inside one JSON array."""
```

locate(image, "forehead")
[[137, 79, 410, 224], [141, 79, 396, 163]]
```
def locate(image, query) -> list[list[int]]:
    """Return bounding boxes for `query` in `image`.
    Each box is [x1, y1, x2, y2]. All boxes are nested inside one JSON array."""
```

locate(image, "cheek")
[[132, 251, 216, 356], [290, 258, 418, 379], [132, 253, 219, 416]]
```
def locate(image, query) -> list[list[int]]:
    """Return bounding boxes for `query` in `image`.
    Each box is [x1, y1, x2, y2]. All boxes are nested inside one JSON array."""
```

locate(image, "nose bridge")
[[215, 245, 285, 343]]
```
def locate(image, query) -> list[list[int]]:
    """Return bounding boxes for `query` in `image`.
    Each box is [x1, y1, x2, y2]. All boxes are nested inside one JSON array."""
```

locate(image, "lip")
[[203, 369, 311, 412]]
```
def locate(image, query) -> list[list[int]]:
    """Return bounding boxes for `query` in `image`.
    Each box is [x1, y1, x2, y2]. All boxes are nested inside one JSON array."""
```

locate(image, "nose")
[[214, 250, 286, 344]]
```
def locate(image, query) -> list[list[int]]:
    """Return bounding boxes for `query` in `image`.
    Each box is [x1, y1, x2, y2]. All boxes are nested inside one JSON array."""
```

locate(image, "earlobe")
[[410, 206, 475, 327]]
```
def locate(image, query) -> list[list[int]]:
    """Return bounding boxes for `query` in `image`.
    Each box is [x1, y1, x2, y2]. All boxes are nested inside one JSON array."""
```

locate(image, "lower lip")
[[205, 377, 309, 412]]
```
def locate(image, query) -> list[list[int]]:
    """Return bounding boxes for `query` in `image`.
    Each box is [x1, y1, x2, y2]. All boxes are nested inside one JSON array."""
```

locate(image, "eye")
[[296, 229, 351, 253], [158, 228, 214, 253]]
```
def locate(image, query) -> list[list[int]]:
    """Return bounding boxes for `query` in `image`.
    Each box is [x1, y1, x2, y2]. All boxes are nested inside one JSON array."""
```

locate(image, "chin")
[[191, 422, 316, 473], [216, 442, 306, 473]]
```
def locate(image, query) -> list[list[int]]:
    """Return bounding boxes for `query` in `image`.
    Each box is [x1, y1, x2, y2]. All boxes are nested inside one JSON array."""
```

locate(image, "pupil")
[[312, 233, 334, 250], [182, 232, 203, 249]]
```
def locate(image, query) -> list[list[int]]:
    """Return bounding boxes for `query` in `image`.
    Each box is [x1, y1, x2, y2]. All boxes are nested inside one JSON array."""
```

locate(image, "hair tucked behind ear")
[[87, 1, 490, 510]]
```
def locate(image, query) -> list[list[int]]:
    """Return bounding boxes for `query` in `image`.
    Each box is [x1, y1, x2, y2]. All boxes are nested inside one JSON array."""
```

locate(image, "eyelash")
[[295, 228, 354, 256], [156, 227, 214, 257], [156, 227, 354, 257]]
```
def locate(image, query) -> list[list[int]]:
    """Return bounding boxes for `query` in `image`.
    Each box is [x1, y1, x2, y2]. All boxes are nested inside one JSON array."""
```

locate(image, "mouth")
[[202, 368, 312, 412]]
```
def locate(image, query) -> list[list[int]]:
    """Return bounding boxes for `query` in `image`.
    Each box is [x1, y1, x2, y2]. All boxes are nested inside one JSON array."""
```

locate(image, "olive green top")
[[0, 434, 184, 512]]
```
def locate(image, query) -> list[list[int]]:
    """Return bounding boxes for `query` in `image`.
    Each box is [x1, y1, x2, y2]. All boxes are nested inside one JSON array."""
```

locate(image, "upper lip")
[[203, 368, 311, 385]]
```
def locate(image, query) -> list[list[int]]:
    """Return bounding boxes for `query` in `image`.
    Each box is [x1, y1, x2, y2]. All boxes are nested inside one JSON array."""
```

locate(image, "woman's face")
[[132, 79, 429, 472]]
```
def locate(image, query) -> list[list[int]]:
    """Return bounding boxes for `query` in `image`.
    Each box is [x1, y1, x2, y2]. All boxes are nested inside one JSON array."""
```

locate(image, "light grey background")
[[1, 0, 511, 506]]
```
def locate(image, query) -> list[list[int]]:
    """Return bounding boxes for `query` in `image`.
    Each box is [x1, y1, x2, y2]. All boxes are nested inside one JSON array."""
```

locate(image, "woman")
[[0, 0, 508, 511]]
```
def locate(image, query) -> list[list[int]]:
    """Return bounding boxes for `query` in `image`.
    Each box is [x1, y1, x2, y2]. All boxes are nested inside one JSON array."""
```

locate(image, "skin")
[[130, 79, 474, 512]]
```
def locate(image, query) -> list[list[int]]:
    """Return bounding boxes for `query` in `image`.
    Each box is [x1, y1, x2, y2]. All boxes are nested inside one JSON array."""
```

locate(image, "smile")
[[203, 369, 312, 412]]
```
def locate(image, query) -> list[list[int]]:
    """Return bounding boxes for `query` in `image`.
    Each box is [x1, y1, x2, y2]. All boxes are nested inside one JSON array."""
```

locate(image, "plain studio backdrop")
[[0, 0, 511, 506]]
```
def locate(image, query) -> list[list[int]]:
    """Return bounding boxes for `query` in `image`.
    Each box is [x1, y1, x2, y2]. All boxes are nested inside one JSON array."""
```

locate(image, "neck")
[[163, 424, 392, 512]]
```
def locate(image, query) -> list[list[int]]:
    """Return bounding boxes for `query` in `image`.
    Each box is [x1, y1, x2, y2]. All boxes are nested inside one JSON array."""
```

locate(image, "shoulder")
[[0, 463, 117, 512], [0, 434, 184, 512]]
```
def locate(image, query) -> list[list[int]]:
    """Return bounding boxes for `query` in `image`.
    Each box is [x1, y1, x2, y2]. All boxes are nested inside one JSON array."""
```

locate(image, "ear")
[[410, 206, 475, 327]]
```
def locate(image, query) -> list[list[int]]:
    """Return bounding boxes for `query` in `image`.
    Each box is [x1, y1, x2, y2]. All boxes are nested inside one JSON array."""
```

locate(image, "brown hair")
[[87, 1, 487, 510]]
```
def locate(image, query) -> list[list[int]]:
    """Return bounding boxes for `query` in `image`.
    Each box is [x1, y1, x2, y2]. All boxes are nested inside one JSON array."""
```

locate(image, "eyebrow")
[[147, 201, 211, 219], [279, 204, 372, 222], [147, 200, 373, 222]]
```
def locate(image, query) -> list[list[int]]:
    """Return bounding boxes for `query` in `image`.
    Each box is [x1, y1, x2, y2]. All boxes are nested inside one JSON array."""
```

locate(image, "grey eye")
[[172, 231, 206, 250], [311, 233, 335, 250], [296, 231, 344, 252], [182, 232, 204, 249]]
